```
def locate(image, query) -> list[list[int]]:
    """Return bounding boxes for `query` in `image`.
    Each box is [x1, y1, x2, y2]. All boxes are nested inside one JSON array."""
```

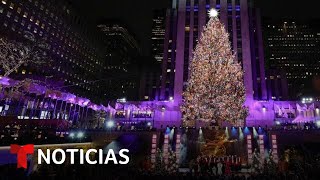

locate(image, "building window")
[[23, 12, 28, 18], [6, 11, 11, 18], [17, 7, 21, 14], [9, 3, 14, 9]]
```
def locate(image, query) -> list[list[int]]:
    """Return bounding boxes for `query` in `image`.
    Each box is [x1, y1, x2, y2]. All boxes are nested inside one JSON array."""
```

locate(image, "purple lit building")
[[124, 0, 320, 127], [110, 0, 273, 127], [158, 0, 267, 103], [0, 0, 106, 104]]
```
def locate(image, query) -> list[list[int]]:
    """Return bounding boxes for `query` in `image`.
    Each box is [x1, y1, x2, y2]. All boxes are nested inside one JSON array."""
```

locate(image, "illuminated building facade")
[[264, 19, 320, 100], [0, 0, 105, 103], [158, 0, 267, 103]]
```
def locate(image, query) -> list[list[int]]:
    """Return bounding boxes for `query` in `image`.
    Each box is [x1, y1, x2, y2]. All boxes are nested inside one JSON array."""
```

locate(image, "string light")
[[181, 15, 248, 127]]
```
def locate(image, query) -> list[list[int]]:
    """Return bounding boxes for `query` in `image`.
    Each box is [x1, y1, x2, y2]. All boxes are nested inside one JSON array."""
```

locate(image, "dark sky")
[[71, 0, 320, 56], [256, 0, 320, 18], [71, 0, 169, 56]]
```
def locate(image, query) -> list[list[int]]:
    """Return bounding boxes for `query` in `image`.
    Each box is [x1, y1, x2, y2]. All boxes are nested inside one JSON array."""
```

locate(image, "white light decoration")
[[208, 8, 219, 18], [247, 135, 253, 164], [151, 134, 157, 166], [0, 32, 50, 77], [163, 134, 169, 165], [259, 135, 265, 163], [182, 7, 247, 127], [107, 121, 114, 128], [175, 134, 181, 164], [262, 106, 267, 112], [271, 134, 279, 163], [302, 97, 313, 104], [117, 97, 126, 103], [316, 121, 320, 128], [69, 132, 75, 138], [77, 132, 84, 138]]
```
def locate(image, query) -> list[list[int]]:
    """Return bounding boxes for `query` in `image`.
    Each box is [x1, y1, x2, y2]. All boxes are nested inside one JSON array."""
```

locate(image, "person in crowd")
[[217, 159, 223, 176]]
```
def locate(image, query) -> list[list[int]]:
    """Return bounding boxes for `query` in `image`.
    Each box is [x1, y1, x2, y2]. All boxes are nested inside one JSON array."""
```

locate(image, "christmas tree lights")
[[181, 9, 248, 126]]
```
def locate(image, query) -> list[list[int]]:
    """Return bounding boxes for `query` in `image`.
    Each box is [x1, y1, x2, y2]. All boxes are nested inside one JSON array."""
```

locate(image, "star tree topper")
[[208, 8, 219, 18]]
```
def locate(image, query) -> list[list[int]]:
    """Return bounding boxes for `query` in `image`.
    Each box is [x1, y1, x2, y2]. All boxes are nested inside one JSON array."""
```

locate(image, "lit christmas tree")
[[181, 9, 248, 127], [167, 149, 179, 174], [252, 149, 262, 173]]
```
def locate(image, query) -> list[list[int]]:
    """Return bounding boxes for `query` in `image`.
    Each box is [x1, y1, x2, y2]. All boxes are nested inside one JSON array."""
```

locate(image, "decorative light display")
[[151, 134, 157, 167], [259, 135, 265, 163], [271, 134, 278, 163], [208, 8, 219, 18], [175, 134, 181, 164], [163, 134, 169, 165], [181, 11, 248, 126], [0, 32, 51, 77], [247, 135, 253, 164]]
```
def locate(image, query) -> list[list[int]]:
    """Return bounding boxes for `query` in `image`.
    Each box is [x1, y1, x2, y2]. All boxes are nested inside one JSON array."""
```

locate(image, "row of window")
[[0, 1, 105, 97], [1, 0, 102, 65]]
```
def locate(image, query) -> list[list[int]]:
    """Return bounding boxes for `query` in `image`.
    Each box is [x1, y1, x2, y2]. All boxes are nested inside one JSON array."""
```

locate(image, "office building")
[[158, 0, 267, 103], [98, 21, 141, 101], [0, 0, 105, 103], [264, 19, 320, 100]]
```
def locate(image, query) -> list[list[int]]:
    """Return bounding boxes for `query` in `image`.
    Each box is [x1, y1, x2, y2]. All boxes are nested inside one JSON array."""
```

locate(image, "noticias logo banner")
[[9, 144, 130, 169]]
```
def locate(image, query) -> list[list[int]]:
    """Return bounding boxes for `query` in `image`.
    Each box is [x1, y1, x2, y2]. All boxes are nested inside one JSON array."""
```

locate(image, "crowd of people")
[[0, 123, 89, 146], [1, 156, 319, 180], [188, 155, 243, 176], [1, 121, 320, 179]]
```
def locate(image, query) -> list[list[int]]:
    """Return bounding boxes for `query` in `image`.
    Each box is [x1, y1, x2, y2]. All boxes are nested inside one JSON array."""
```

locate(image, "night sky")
[[71, 0, 320, 56]]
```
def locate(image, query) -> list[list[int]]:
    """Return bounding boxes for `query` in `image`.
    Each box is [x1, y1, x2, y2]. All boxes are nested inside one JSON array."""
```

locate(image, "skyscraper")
[[151, 9, 166, 64], [263, 19, 320, 100], [139, 9, 167, 101], [158, 0, 267, 104], [97, 21, 141, 101], [0, 0, 105, 103]]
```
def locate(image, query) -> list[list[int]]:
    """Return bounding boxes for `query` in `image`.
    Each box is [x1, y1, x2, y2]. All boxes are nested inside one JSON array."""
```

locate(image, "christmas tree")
[[167, 149, 179, 174], [265, 150, 277, 175], [154, 148, 166, 174], [252, 149, 262, 173], [181, 9, 248, 126]]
